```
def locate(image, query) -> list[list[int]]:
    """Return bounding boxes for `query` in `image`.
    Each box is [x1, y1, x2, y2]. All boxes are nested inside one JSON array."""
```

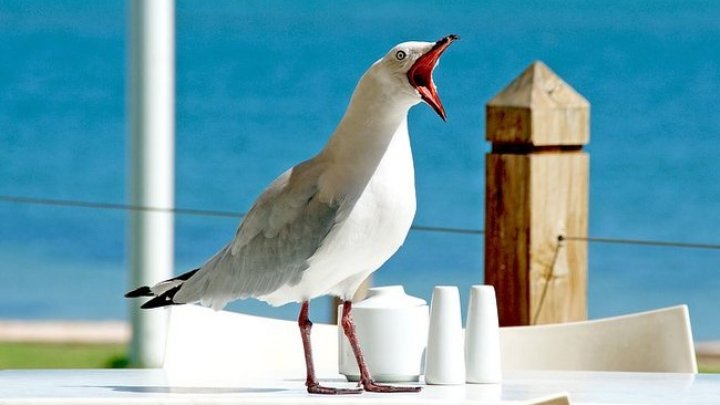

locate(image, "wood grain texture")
[[484, 154, 531, 326], [486, 61, 590, 146], [484, 60, 589, 326], [484, 153, 588, 326], [528, 152, 588, 324]]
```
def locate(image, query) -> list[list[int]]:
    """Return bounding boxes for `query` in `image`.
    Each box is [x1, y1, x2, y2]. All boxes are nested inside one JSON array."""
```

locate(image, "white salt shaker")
[[465, 285, 502, 383], [424, 286, 465, 385], [338, 286, 428, 382]]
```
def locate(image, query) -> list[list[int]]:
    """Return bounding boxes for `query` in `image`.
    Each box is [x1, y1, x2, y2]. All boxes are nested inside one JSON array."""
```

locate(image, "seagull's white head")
[[371, 34, 459, 121]]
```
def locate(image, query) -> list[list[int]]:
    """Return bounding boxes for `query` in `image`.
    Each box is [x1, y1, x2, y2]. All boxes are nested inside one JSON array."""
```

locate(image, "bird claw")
[[306, 383, 363, 395], [362, 380, 423, 393], [305, 381, 420, 394]]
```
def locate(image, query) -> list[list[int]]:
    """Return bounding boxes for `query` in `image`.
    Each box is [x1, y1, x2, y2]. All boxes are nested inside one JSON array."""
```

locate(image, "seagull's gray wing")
[[173, 160, 342, 309]]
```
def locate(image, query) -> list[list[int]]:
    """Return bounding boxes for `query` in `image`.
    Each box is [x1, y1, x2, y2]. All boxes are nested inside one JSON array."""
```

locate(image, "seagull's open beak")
[[407, 34, 459, 121]]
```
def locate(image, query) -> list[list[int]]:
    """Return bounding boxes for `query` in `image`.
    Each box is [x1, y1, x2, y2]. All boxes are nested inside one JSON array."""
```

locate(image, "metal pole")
[[128, 0, 175, 367]]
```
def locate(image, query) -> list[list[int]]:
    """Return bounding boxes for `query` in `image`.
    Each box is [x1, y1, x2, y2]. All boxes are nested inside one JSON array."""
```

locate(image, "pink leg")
[[298, 301, 362, 395], [340, 300, 422, 393]]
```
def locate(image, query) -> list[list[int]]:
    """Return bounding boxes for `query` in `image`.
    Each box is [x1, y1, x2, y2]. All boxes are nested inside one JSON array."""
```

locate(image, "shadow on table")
[[284, 377, 348, 383], [96, 386, 288, 394]]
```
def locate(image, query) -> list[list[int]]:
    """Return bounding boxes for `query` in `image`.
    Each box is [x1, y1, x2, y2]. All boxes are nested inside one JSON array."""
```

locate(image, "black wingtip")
[[125, 286, 153, 298], [140, 297, 174, 309], [140, 286, 182, 309]]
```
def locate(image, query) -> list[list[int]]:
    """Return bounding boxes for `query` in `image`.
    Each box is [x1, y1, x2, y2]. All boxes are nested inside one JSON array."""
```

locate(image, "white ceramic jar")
[[338, 285, 429, 382]]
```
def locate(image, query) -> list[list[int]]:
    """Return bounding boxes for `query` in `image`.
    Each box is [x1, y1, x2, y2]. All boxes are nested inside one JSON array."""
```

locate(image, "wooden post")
[[484, 61, 589, 326]]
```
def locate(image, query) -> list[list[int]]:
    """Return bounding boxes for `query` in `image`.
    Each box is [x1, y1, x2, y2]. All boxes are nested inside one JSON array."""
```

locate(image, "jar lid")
[[354, 285, 426, 309]]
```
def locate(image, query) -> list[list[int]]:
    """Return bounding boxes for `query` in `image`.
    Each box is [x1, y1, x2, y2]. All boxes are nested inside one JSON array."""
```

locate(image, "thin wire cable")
[[0, 194, 481, 235], [409, 224, 484, 235], [0, 194, 245, 218], [3, 193, 720, 249], [559, 235, 720, 251]]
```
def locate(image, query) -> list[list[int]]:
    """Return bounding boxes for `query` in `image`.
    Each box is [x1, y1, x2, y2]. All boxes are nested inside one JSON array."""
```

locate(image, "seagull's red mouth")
[[407, 34, 459, 121]]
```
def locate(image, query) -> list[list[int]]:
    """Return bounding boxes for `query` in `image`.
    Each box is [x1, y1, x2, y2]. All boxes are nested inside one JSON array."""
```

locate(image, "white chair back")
[[162, 304, 697, 377], [163, 305, 337, 378], [500, 305, 697, 373]]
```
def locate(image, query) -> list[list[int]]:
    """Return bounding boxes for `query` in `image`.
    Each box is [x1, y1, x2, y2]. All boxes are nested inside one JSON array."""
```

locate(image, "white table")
[[0, 369, 717, 404]]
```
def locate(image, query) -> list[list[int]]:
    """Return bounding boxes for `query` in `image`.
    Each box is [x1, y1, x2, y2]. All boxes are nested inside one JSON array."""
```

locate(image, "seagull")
[[126, 34, 459, 394]]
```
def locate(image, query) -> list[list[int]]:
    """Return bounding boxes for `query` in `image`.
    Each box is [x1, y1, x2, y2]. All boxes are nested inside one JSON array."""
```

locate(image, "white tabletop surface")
[[0, 369, 717, 404]]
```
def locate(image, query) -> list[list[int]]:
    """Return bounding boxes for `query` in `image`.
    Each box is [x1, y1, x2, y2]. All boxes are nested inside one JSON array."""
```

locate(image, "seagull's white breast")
[[261, 123, 416, 305]]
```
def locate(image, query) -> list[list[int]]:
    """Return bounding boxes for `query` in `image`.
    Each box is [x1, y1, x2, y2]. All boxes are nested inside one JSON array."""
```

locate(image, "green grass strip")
[[0, 343, 128, 369]]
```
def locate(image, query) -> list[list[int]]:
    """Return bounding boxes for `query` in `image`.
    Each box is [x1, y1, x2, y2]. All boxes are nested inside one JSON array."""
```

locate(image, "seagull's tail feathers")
[[124, 268, 200, 309], [124, 286, 153, 298]]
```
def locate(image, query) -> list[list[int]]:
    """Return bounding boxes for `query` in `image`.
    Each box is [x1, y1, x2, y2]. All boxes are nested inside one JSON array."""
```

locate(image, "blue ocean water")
[[1, 1, 719, 339]]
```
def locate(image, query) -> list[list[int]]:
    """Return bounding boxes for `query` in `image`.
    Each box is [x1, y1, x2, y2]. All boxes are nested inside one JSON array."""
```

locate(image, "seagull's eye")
[[395, 50, 406, 61]]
